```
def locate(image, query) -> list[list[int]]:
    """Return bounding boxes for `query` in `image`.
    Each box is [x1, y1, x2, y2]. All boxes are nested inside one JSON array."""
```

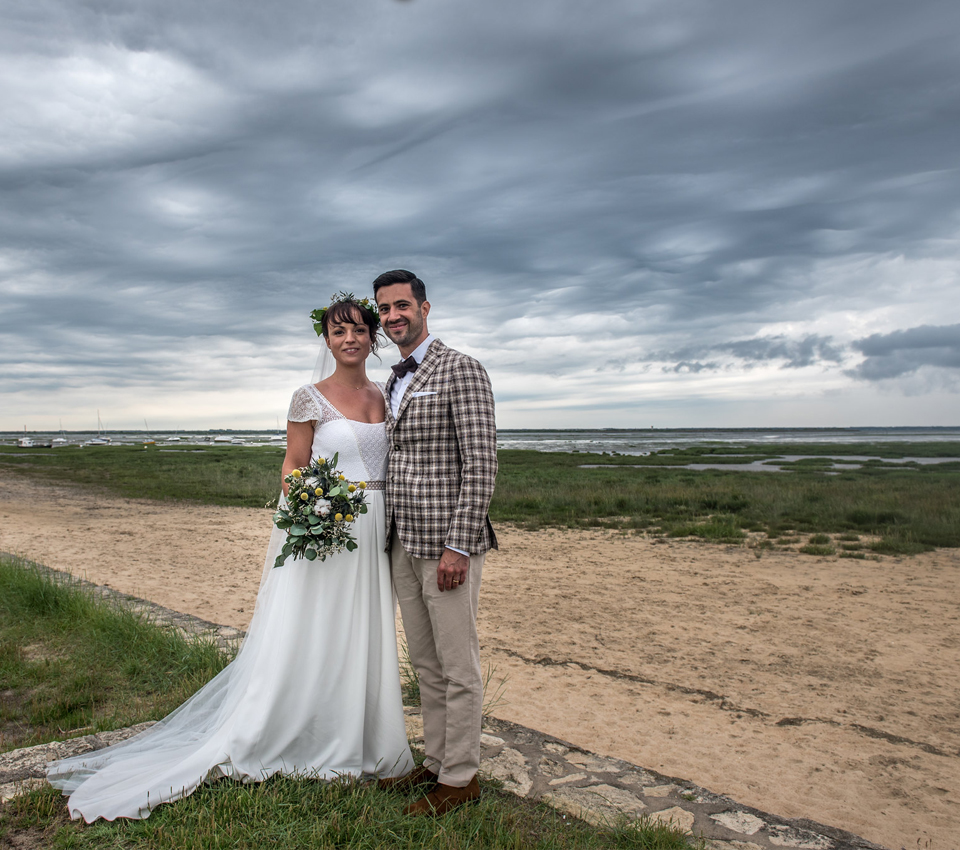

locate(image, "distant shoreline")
[[5, 425, 960, 435], [4, 425, 960, 456]]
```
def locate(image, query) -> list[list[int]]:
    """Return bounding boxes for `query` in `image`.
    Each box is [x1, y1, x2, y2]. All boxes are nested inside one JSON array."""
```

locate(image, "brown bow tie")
[[391, 355, 419, 378]]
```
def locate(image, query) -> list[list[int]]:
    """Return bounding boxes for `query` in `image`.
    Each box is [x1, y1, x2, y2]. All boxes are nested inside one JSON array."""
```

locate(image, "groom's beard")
[[384, 315, 424, 349]]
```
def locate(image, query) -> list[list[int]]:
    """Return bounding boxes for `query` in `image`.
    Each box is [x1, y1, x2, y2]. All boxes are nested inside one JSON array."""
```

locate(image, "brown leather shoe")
[[377, 764, 438, 793], [404, 776, 480, 816]]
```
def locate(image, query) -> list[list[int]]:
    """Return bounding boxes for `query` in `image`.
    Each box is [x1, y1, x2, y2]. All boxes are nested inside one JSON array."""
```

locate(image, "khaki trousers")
[[390, 531, 485, 787]]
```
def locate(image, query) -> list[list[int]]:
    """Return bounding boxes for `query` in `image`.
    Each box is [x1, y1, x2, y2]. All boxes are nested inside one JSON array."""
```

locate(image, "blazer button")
[[394, 444, 401, 451]]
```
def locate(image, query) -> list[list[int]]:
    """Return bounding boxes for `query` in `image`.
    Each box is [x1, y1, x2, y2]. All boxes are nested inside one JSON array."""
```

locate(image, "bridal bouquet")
[[272, 453, 368, 568]]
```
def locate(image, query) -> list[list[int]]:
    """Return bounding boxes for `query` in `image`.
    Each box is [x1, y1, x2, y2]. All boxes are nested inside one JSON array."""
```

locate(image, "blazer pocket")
[[410, 391, 438, 398]]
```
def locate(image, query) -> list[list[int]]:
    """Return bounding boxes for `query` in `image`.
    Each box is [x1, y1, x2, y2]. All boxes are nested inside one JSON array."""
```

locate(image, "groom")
[[373, 269, 498, 816]]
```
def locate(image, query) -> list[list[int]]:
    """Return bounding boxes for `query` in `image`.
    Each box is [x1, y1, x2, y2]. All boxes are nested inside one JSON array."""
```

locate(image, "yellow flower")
[[338, 474, 345, 481], [300, 492, 309, 501], [357, 481, 366, 489], [345, 514, 354, 522], [291, 469, 302, 479], [334, 512, 343, 522], [314, 487, 323, 496], [315, 457, 324, 464], [347, 484, 356, 493]]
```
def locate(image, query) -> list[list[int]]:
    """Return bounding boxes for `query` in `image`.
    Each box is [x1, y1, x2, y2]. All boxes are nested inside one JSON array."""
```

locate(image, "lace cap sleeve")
[[287, 386, 323, 423]]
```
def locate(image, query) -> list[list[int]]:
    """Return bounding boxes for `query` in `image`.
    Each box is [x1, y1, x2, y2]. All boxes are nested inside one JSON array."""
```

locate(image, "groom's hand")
[[437, 548, 469, 592]]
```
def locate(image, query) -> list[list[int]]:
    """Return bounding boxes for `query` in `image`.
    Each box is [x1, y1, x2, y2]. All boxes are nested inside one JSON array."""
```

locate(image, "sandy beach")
[[1, 471, 957, 849]]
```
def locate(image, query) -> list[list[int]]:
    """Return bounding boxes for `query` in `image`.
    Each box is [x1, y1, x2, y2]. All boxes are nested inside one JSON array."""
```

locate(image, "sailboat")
[[17, 425, 33, 448], [52, 418, 68, 447], [86, 411, 111, 446], [270, 415, 285, 442]]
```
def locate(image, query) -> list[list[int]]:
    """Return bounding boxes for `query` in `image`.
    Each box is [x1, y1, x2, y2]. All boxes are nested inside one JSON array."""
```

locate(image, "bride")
[[47, 294, 414, 822]]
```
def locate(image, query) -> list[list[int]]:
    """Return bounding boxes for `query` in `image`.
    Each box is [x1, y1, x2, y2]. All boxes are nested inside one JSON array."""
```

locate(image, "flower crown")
[[310, 291, 380, 337]]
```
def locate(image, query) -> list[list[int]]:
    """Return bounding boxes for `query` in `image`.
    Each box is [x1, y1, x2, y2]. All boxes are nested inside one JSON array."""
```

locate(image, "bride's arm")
[[281, 420, 314, 495]]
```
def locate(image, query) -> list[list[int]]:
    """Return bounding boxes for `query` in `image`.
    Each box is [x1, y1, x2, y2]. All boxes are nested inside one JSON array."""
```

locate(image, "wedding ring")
[[452, 578, 460, 584]]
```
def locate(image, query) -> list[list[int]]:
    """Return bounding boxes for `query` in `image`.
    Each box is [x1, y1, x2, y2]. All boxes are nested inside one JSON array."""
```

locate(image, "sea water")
[[495, 426, 960, 455]]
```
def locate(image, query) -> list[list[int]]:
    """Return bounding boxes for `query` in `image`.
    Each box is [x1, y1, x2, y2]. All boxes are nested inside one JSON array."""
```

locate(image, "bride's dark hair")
[[321, 299, 382, 354]]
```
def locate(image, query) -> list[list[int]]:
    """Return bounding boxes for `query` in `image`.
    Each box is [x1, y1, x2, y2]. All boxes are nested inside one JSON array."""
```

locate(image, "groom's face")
[[376, 283, 430, 353]]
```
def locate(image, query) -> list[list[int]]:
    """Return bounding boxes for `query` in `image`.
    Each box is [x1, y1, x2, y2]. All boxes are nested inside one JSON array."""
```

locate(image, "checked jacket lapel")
[[384, 372, 398, 428]]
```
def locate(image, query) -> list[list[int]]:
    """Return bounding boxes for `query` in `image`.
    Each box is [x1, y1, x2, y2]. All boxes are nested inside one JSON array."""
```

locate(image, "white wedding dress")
[[47, 384, 414, 822]]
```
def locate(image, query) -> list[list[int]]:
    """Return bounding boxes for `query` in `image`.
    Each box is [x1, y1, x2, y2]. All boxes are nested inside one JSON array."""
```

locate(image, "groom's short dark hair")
[[372, 269, 426, 305]]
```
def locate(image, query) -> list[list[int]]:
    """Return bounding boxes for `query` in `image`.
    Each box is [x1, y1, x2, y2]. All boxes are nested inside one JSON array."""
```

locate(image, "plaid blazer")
[[384, 339, 498, 560]]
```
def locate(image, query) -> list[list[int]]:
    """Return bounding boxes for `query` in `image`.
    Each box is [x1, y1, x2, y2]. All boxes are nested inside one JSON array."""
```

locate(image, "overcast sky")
[[3, 0, 959, 430]]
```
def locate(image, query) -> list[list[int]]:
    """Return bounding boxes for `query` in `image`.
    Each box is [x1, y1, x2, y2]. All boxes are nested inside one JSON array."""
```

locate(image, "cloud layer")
[[2, 0, 959, 429]]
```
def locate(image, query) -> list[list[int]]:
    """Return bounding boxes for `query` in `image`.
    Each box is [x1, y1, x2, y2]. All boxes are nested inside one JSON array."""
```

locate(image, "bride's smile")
[[327, 320, 372, 364]]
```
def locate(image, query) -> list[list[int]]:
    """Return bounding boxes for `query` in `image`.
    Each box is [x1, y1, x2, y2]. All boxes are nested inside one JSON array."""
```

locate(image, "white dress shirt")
[[390, 334, 434, 419]]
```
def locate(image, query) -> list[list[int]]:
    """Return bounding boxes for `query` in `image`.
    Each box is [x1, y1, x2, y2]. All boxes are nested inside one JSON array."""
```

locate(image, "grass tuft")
[[798, 544, 835, 557], [399, 639, 509, 717]]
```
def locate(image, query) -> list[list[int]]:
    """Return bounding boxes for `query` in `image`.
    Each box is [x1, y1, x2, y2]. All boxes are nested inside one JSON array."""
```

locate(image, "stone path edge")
[[0, 554, 886, 850]]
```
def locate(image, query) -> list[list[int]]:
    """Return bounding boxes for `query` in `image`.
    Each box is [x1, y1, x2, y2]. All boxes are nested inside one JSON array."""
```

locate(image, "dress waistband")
[[362, 480, 385, 491]]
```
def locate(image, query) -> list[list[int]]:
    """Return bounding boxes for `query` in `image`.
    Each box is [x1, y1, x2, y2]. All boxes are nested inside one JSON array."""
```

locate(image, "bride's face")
[[326, 318, 372, 365]]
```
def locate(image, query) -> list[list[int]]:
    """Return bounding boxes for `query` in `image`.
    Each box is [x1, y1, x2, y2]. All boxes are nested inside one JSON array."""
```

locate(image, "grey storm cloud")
[[721, 335, 844, 369], [849, 324, 960, 380], [657, 334, 845, 372], [3, 0, 960, 426]]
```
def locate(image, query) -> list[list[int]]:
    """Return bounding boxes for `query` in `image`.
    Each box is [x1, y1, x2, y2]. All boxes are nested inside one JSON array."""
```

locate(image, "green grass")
[[0, 555, 231, 753], [3, 779, 696, 850], [0, 559, 695, 850], [798, 544, 835, 557], [3, 441, 959, 552], [0, 444, 285, 508], [492, 446, 960, 551]]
